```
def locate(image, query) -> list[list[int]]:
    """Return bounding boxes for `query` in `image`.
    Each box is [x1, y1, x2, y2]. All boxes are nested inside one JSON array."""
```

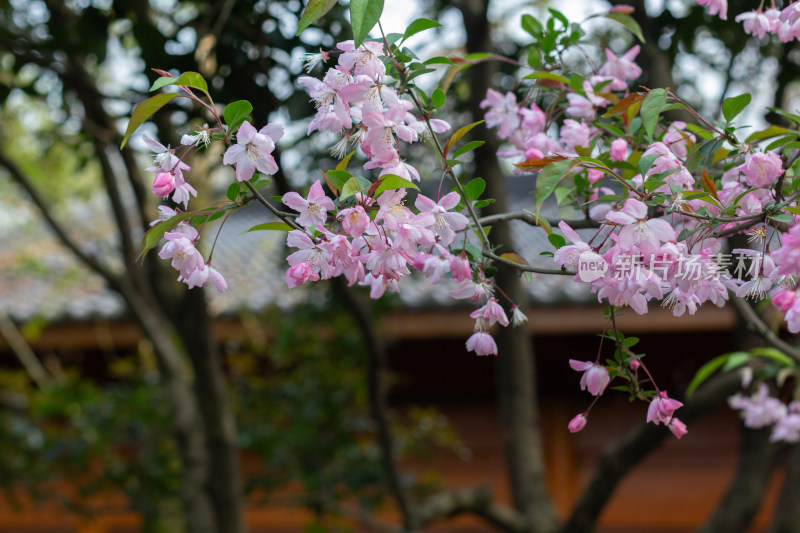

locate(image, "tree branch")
[[696, 425, 782, 533], [332, 278, 415, 531], [0, 148, 121, 287], [563, 371, 741, 533], [729, 295, 800, 363]]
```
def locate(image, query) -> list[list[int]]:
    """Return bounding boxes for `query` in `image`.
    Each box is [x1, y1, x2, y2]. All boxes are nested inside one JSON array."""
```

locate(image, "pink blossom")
[[183, 263, 228, 292], [598, 45, 642, 90], [568, 413, 588, 433], [466, 331, 498, 356], [338, 205, 370, 237], [286, 262, 320, 288], [610, 138, 627, 162], [773, 290, 797, 313], [450, 253, 471, 283], [336, 40, 386, 80], [736, 10, 773, 39], [480, 89, 520, 140], [470, 297, 510, 328], [605, 198, 676, 257], [222, 121, 281, 182], [729, 383, 786, 428], [742, 151, 784, 188], [560, 119, 591, 152], [647, 391, 683, 425], [282, 180, 335, 228], [569, 360, 610, 396], [668, 418, 688, 439], [697, 0, 727, 20], [771, 402, 800, 442], [415, 192, 468, 246], [299, 68, 356, 134], [772, 224, 800, 277], [158, 229, 204, 279], [662, 121, 695, 158], [152, 172, 175, 197]]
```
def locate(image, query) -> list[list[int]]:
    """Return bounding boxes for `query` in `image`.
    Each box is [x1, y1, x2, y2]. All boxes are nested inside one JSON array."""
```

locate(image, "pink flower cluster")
[[279, 181, 511, 355], [698, 0, 800, 43], [298, 41, 449, 182], [729, 383, 800, 442], [146, 118, 283, 292]]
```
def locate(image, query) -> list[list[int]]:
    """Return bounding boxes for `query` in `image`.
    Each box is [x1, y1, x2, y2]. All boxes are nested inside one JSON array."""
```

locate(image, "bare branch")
[[0, 148, 121, 287], [729, 295, 800, 363]]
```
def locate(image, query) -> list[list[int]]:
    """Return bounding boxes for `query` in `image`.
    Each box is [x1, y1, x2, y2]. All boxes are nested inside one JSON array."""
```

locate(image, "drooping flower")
[[569, 360, 610, 396], [647, 391, 683, 425], [466, 330, 498, 356], [697, 0, 727, 20], [568, 413, 588, 433], [668, 418, 688, 439]]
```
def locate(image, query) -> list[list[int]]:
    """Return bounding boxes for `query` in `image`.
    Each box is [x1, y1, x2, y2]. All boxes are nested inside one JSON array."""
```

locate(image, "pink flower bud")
[[153, 172, 176, 197], [568, 413, 588, 433], [610, 138, 627, 162], [630, 359, 641, 372], [285, 263, 319, 288], [587, 168, 605, 184], [450, 253, 471, 283], [668, 418, 688, 439], [773, 290, 797, 313]]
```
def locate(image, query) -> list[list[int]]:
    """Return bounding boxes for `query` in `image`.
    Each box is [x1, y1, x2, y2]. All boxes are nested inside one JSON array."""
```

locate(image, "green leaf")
[[521, 14, 543, 37], [402, 18, 441, 41], [350, 0, 384, 47], [534, 159, 574, 214], [746, 125, 797, 143], [547, 233, 567, 250], [523, 71, 569, 84], [139, 211, 195, 259], [150, 72, 208, 93], [464, 177, 486, 200], [326, 169, 352, 191], [373, 174, 419, 196], [245, 222, 293, 232], [121, 93, 179, 149], [223, 100, 253, 131], [751, 347, 795, 367], [431, 88, 446, 109], [640, 88, 666, 143], [340, 176, 366, 200], [443, 120, 483, 158], [685, 354, 728, 395], [453, 141, 485, 159], [604, 12, 645, 42], [336, 150, 356, 171], [637, 153, 662, 176], [722, 93, 751, 123], [226, 182, 241, 202], [522, 209, 553, 234], [297, 0, 338, 35], [149, 76, 177, 92], [770, 212, 794, 224], [722, 351, 752, 372]]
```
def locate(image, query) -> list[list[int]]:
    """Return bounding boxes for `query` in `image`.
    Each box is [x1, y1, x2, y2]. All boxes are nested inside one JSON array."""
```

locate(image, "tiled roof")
[[0, 188, 594, 323]]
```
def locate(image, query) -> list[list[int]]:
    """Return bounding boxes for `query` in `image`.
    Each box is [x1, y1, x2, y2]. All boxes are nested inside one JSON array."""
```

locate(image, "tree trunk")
[[455, 1, 559, 530]]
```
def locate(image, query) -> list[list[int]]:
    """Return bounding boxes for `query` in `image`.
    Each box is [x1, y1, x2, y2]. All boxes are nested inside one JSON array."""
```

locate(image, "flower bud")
[[152, 172, 176, 197], [568, 413, 588, 433]]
